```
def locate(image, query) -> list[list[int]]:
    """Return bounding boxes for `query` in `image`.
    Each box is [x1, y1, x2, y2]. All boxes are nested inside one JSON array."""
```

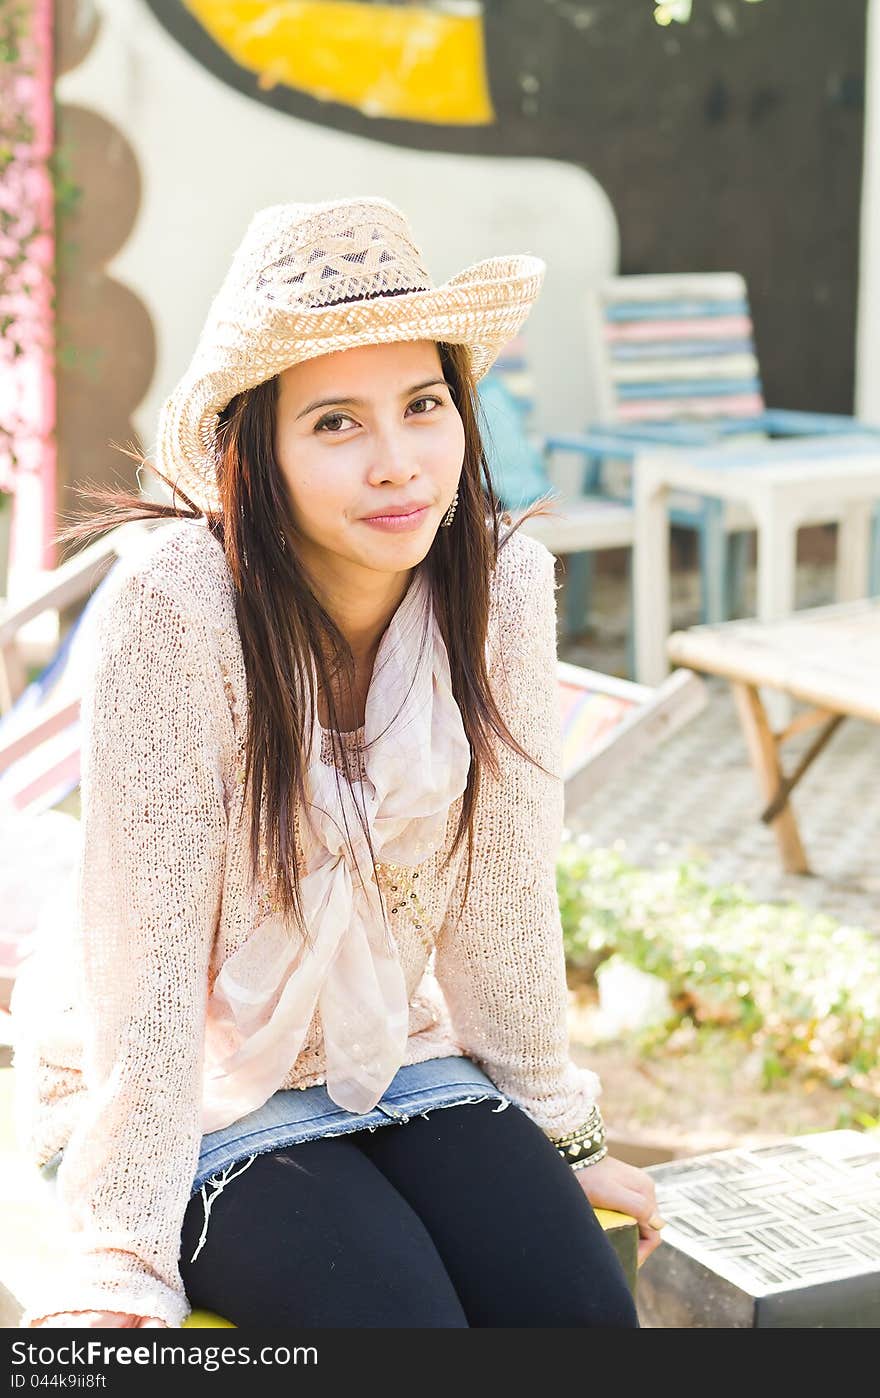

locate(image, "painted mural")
[[142, 0, 868, 417], [2, 0, 870, 641], [179, 1, 494, 124]]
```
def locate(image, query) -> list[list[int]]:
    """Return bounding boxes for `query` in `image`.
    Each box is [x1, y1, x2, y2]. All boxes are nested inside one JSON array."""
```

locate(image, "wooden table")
[[667, 599, 880, 873], [633, 435, 880, 687]]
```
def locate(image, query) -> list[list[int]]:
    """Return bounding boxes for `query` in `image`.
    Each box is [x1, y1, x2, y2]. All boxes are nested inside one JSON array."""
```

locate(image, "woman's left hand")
[[573, 1155, 666, 1267]]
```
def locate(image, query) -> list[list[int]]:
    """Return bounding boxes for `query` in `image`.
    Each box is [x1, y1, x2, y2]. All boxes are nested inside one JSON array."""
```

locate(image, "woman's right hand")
[[28, 1312, 169, 1328]]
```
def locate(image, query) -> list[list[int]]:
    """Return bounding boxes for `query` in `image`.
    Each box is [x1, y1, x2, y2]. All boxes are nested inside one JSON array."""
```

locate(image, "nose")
[[366, 420, 420, 484]]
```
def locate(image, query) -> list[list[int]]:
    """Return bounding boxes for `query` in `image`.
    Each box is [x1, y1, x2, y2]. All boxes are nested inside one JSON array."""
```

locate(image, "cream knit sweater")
[[10, 517, 601, 1328]]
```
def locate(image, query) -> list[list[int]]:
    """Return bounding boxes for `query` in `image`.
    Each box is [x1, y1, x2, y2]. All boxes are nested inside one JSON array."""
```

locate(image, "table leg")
[[754, 495, 797, 622], [633, 457, 670, 686], [754, 495, 797, 728], [732, 681, 809, 874], [700, 497, 727, 624], [836, 503, 873, 602]]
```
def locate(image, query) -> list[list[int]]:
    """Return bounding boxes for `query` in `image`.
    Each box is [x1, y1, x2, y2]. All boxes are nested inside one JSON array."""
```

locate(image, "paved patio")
[[557, 560, 880, 934]]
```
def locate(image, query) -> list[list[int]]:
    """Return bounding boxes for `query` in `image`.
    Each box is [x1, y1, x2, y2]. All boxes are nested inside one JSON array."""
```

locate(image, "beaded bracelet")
[[549, 1104, 607, 1171], [568, 1143, 608, 1172]]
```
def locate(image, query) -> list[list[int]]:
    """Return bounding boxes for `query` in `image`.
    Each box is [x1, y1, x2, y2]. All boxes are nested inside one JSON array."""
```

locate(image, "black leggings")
[[179, 1098, 639, 1328]]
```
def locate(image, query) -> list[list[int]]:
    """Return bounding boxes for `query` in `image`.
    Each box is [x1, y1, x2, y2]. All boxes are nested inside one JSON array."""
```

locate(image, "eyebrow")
[[296, 378, 449, 420]]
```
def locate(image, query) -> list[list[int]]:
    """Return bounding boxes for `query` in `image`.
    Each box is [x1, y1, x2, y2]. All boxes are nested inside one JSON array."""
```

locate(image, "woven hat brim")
[[158, 252, 546, 513]]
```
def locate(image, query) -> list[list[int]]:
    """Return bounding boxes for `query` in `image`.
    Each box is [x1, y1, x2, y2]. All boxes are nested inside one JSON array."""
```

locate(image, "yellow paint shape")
[[185, 1, 495, 125]]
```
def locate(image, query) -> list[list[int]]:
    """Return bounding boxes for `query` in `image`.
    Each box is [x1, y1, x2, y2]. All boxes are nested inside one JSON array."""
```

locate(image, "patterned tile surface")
[[635, 1132, 880, 1328], [648, 1135, 880, 1293]]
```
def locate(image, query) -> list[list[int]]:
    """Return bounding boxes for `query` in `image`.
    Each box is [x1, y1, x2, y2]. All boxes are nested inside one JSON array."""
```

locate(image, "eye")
[[315, 411, 356, 434], [314, 395, 445, 435], [407, 395, 443, 416]]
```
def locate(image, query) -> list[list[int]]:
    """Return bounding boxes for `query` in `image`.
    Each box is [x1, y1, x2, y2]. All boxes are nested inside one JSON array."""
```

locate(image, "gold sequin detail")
[[255, 882, 282, 919], [319, 725, 368, 781], [375, 861, 434, 956]]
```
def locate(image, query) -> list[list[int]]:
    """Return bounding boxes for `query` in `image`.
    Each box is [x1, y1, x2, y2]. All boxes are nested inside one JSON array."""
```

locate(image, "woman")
[[12, 196, 662, 1329]]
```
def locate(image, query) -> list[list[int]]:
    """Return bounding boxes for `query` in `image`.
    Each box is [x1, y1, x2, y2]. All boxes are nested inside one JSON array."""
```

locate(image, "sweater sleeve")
[[18, 571, 228, 1328], [433, 533, 602, 1140]]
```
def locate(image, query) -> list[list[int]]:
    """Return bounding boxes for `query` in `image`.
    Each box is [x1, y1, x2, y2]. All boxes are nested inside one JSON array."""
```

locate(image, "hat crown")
[[216, 197, 434, 323], [159, 194, 546, 514]]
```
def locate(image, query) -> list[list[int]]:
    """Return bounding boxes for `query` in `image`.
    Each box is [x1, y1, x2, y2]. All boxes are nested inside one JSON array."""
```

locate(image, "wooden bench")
[[667, 598, 880, 873]]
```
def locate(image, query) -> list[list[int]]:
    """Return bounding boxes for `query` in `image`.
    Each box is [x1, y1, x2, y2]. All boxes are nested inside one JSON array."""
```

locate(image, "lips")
[[362, 503, 430, 519]]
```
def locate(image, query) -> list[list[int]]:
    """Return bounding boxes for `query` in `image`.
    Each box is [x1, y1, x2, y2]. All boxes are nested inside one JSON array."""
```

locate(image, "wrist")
[[549, 1104, 607, 1171]]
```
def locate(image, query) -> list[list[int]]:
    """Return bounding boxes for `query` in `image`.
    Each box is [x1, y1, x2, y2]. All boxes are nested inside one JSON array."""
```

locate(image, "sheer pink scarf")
[[201, 564, 472, 1134]]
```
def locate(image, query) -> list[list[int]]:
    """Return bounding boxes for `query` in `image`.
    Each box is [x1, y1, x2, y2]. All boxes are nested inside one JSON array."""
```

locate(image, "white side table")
[[632, 435, 880, 686]]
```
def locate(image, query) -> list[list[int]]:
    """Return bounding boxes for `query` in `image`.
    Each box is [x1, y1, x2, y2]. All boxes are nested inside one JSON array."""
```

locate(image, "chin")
[[370, 540, 434, 568], [358, 525, 437, 555]]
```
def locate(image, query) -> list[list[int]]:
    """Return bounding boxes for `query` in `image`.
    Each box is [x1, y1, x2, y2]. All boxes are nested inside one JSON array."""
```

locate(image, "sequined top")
[[10, 516, 601, 1328]]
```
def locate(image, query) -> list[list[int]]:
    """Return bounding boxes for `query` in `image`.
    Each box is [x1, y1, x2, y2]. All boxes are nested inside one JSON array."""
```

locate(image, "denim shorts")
[[38, 1055, 510, 1261], [192, 1054, 509, 1194]]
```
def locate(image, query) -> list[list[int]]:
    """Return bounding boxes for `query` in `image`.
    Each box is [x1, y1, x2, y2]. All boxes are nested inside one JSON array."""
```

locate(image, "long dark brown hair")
[[55, 340, 561, 952]]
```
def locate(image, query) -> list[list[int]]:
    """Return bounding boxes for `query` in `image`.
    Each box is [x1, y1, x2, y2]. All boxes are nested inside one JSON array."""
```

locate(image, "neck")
[[312, 563, 420, 729], [316, 564, 418, 668]]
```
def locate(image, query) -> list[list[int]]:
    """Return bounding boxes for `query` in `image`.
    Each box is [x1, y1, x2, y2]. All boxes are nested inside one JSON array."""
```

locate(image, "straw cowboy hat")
[[155, 195, 547, 513]]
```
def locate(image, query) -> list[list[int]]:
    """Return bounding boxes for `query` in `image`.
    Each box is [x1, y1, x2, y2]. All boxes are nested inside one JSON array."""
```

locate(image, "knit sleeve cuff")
[[18, 1253, 191, 1329], [493, 1062, 603, 1142]]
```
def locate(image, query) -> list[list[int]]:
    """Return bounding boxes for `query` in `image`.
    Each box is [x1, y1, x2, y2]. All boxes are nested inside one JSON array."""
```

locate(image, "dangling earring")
[[441, 488, 459, 528]]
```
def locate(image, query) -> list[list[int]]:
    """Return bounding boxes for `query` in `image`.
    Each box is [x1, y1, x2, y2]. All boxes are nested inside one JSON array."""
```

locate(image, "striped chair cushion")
[[558, 674, 636, 779], [599, 272, 767, 430], [0, 582, 108, 815]]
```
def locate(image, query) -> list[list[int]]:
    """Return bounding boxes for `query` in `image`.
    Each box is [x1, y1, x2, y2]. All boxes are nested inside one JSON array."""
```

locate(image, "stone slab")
[[637, 1130, 880, 1327]]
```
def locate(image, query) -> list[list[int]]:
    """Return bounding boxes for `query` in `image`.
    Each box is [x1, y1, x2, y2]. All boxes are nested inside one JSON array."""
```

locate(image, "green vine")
[[0, 0, 82, 486]]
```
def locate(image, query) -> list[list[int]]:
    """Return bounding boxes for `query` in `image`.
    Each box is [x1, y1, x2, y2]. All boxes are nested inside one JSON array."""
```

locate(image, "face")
[[274, 339, 464, 594]]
